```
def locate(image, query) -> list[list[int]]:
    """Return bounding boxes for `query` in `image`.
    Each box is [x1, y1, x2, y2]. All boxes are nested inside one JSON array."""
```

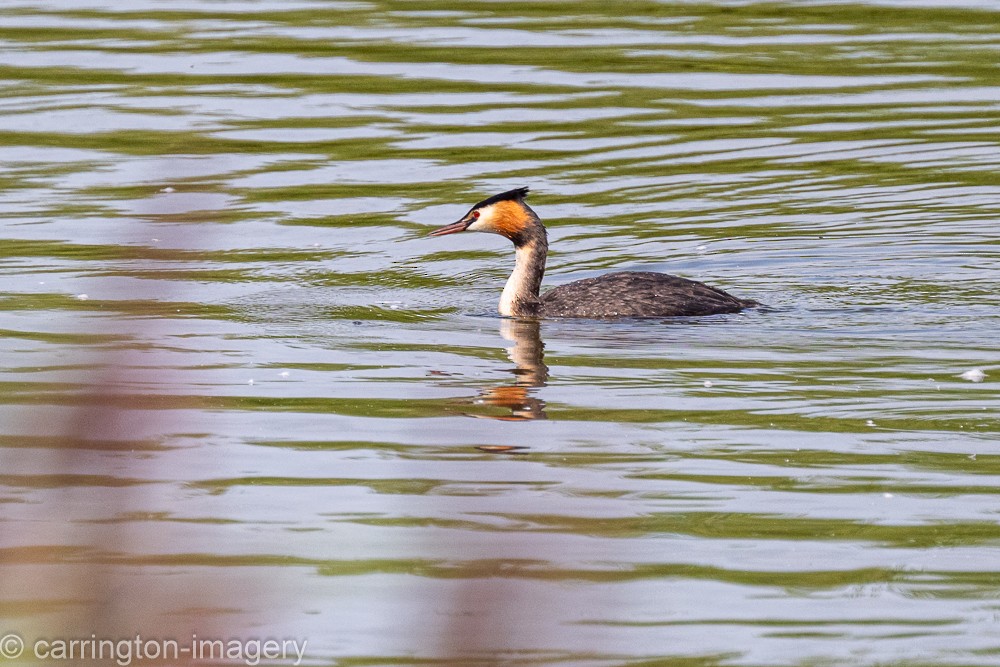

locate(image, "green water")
[[2, 1, 999, 665]]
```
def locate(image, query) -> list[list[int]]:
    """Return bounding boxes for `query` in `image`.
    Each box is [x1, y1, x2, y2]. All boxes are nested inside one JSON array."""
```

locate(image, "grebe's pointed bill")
[[428, 213, 474, 236]]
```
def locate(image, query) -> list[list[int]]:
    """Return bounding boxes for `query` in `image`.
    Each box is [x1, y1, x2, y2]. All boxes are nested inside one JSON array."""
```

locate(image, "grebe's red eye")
[[472, 210, 480, 219]]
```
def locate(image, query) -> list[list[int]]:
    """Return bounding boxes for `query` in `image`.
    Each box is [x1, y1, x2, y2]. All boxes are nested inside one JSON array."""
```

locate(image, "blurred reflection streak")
[[3, 184, 241, 661], [471, 319, 548, 422]]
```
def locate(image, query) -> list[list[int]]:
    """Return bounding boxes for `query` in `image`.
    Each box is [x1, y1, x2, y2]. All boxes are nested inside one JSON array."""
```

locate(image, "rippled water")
[[3, 1, 1000, 665]]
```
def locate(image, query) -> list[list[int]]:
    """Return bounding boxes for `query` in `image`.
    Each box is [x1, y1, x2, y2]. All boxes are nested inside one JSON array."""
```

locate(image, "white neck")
[[498, 240, 546, 317]]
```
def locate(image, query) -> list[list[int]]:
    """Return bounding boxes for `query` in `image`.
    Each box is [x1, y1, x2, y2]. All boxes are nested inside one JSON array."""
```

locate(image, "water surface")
[[2, 1, 999, 665]]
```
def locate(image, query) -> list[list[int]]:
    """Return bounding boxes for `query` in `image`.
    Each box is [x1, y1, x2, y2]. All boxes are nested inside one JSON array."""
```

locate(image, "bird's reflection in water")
[[470, 318, 548, 423]]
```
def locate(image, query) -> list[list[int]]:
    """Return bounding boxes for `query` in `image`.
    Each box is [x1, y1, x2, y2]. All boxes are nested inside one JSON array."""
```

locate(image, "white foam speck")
[[959, 369, 986, 382], [279, 371, 290, 378], [703, 380, 713, 388], [866, 419, 876, 427], [247, 379, 255, 386], [75, 293, 89, 300], [160, 186, 175, 193]]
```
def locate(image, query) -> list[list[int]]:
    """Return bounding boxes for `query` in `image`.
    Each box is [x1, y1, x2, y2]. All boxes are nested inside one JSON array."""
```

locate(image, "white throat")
[[499, 244, 537, 317]]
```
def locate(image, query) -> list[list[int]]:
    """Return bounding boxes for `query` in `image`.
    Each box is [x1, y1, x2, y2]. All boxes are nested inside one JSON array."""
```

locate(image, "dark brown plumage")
[[540, 271, 757, 318]]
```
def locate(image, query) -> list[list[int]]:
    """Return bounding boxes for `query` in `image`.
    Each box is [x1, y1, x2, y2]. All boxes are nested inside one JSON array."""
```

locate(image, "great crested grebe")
[[429, 187, 759, 319]]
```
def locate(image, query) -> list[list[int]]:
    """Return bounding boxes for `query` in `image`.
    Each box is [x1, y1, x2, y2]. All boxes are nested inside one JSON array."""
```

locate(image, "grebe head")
[[428, 186, 543, 246], [429, 187, 548, 318]]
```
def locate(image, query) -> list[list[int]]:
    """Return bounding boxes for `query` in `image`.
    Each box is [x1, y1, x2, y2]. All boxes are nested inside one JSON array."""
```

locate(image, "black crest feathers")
[[472, 187, 530, 210]]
